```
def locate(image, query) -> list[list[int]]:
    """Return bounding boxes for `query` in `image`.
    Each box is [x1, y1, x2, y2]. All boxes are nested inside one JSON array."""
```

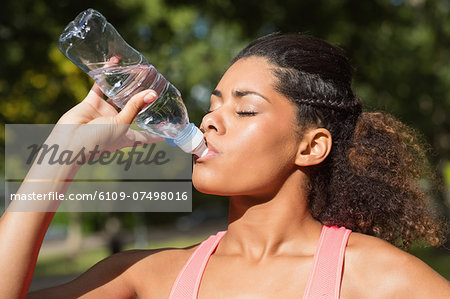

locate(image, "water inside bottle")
[[88, 64, 163, 107], [134, 82, 189, 139], [88, 64, 189, 138]]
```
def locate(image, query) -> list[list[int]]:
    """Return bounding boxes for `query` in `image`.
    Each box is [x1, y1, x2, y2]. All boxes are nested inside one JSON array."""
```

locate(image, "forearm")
[[0, 133, 82, 298], [0, 87, 155, 297], [0, 211, 55, 299]]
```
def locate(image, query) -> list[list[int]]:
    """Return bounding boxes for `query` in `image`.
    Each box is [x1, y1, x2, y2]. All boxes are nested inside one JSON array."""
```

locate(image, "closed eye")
[[236, 111, 257, 116], [204, 109, 257, 116]]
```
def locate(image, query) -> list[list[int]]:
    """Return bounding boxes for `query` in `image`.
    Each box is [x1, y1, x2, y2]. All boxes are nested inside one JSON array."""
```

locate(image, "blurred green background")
[[1, 0, 449, 290]]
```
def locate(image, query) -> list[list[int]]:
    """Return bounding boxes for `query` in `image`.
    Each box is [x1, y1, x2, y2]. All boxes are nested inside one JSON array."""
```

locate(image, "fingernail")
[[144, 90, 157, 103]]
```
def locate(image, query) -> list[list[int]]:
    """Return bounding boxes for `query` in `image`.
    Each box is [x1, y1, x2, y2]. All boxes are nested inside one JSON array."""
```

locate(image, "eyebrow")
[[211, 89, 270, 103]]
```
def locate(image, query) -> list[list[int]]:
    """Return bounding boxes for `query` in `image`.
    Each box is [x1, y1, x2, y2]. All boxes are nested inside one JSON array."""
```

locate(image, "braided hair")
[[231, 33, 445, 249]]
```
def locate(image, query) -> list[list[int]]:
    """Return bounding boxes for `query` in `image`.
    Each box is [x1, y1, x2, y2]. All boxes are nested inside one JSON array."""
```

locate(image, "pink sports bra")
[[169, 225, 351, 299]]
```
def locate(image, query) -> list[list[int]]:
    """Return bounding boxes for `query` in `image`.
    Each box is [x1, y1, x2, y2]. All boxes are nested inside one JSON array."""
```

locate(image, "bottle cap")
[[191, 135, 209, 158]]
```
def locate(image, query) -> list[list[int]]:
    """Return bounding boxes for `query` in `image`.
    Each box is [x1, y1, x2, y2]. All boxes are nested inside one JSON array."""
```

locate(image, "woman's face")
[[192, 56, 301, 196]]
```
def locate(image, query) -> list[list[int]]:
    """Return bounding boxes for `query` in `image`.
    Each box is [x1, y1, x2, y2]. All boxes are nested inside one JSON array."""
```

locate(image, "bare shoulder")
[[28, 243, 200, 299], [342, 232, 450, 299], [123, 243, 200, 298]]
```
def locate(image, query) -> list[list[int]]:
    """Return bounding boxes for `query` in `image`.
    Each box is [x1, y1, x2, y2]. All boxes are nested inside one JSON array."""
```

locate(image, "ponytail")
[[313, 111, 445, 249]]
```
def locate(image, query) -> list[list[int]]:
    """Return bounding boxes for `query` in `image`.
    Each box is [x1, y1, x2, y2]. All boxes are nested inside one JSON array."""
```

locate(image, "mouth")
[[194, 138, 219, 163]]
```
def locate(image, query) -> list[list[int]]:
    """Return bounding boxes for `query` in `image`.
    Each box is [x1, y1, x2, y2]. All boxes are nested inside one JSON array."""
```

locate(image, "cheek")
[[192, 121, 298, 195], [235, 120, 296, 158]]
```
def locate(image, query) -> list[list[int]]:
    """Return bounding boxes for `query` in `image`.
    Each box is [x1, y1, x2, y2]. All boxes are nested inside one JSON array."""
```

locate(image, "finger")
[[104, 56, 121, 68], [90, 82, 121, 113], [105, 98, 120, 112], [90, 83, 104, 98], [114, 90, 158, 124], [83, 83, 104, 103], [81, 83, 120, 116]]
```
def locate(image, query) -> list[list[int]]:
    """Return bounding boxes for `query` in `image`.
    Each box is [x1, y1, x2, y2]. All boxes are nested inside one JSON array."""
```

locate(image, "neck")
[[218, 172, 323, 261]]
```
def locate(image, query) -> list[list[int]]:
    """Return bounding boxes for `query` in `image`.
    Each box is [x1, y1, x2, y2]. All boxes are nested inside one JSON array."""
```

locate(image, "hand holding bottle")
[[55, 83, 163, 155]]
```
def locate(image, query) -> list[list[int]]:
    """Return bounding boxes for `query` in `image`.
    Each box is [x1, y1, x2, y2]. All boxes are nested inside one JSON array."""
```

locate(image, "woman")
[[1, 33, 449, 298]]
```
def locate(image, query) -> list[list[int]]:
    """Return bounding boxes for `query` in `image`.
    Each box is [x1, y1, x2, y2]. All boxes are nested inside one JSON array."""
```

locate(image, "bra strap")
[[303, 225, 351, 299], [169, 231, 227, 299]]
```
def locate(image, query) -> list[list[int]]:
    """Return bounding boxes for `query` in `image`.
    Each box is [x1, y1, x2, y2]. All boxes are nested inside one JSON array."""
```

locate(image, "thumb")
[[115, 90, 158, 124]]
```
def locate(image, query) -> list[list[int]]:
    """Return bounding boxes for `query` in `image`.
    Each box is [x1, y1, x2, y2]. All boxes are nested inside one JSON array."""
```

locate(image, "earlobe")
[[295, 128, 332, 167]]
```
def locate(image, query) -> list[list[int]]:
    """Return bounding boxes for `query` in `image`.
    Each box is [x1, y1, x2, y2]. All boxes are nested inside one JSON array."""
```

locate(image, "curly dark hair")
[[232, 33, 446, 249]]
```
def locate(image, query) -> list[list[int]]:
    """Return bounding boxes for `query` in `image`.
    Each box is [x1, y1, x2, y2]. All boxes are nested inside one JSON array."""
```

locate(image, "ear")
[[295, 128, 332, 167]]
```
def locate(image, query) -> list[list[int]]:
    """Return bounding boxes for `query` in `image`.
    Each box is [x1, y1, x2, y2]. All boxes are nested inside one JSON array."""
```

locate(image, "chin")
[[192, 174, 236, 196], [192, 176, 258, 197], [192, 167, 214, 191], [192, 177, 224, 195]]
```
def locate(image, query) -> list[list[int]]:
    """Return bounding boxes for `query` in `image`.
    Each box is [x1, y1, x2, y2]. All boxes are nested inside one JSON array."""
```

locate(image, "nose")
[[200, 111, 224, 135]]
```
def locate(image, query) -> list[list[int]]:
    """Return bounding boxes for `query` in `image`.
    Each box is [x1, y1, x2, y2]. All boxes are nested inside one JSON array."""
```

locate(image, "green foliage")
[[2, 0, 449, 157], [1, 0, 449, 232]]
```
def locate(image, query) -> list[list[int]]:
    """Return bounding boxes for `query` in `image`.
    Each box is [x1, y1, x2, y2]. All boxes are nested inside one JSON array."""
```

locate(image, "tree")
[[1, 0, 448, 239]]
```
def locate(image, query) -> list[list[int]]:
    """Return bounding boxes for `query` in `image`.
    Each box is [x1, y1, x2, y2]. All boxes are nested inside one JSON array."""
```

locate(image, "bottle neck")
[[173, 123, 208, 156], [192, 139, 208, 158]]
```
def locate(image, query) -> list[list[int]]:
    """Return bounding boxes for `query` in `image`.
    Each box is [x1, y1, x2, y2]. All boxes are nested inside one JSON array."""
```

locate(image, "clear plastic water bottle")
[[58, 8, 208, 157]]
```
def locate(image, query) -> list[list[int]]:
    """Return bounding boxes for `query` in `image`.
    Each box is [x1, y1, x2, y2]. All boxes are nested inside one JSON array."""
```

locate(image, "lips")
[[204, 138, 218, 153], [194, 137, 219, 163]]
